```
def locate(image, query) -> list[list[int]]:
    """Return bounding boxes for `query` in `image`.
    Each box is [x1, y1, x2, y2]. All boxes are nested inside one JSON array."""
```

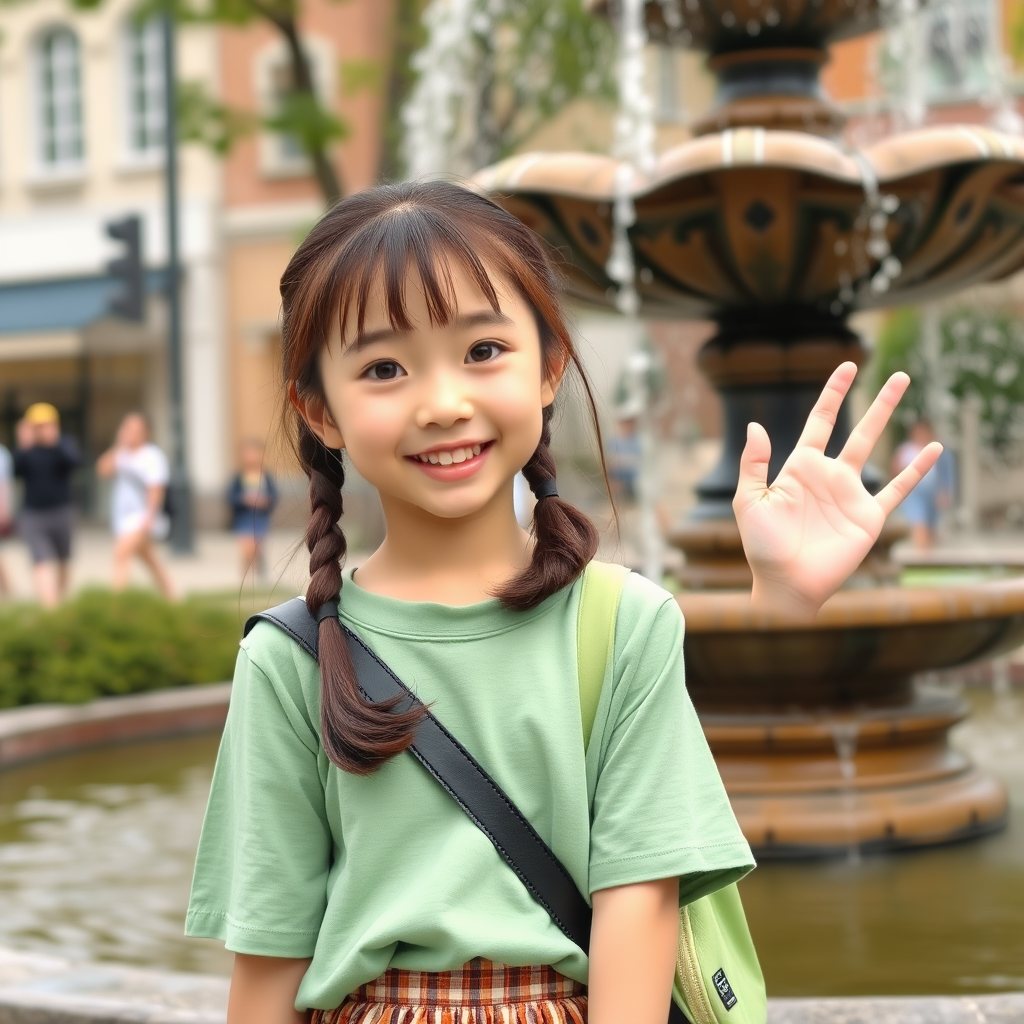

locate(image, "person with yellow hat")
[[13, 403, 81, 607]]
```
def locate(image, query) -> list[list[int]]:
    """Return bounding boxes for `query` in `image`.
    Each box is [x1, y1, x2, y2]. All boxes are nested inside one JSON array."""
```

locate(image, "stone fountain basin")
[[678, 577, 1024, 710], [476, 126, 1024, 319]]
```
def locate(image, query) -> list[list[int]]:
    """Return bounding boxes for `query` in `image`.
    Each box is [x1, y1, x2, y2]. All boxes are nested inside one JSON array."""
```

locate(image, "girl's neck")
[[353, 483, 530, 606]]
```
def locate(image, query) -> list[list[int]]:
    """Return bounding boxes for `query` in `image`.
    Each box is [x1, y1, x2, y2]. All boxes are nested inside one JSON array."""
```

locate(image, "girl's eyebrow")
[[345, 309, 514, 353]]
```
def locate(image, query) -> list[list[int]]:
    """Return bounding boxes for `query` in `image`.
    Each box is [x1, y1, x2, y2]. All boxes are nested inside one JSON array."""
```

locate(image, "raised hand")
[[733, 362, 941, 619]]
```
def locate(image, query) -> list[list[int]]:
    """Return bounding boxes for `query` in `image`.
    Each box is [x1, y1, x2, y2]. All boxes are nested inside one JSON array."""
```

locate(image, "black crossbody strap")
[[244, 598, 593, 951]]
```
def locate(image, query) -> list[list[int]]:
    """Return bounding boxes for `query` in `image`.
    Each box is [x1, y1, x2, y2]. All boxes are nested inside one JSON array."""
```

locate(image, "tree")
[[874, 305, 1024, 458], [401, 0, 617, 178]]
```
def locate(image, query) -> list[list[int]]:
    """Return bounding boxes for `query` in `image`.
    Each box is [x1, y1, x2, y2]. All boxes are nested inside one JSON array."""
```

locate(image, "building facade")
[[0, 0, 392, 524]]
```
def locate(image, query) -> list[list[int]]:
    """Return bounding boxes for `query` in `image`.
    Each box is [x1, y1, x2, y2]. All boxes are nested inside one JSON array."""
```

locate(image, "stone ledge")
[[0, 685, 231, 770], [0, 948, 228, 1024], [768, 994, 1024, 1023], [2, 948, 1022, 1024]]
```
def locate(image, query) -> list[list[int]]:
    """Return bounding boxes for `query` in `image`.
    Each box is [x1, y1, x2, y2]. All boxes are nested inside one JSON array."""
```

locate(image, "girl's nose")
[[415, 374, 474, 429]]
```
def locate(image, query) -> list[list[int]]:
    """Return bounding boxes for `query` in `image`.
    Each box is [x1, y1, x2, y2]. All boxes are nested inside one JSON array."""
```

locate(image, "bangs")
[[333, 205, 513, 346]]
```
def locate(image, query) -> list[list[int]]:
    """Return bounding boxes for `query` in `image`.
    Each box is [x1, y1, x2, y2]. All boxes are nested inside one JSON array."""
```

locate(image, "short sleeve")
[[141, 446, 169, 486], [587, 575, 754, 904], [185, 636, 332, 956]]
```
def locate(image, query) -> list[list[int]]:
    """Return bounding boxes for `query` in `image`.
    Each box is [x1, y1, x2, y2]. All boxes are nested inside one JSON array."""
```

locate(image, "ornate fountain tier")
[[593, 0, 885, 54], [476, 128, 1024, 320], [478, 123, 1024, 854], [592, 0, 889, 134], [680, 580, 1024, 852]]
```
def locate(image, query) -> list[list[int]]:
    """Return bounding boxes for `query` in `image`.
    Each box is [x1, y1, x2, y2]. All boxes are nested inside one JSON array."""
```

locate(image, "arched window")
[[36, 27, 84, 168], [124, 16, 165, 155]]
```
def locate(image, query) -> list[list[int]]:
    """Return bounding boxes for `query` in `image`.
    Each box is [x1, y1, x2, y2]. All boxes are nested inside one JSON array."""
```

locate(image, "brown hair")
[[281, 180, 603, 775]]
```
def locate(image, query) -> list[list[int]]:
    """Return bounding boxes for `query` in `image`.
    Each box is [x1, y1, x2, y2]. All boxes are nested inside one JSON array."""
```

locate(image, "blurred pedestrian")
[[0, 439, 13, 597], [891, 419, 956, 550], [96, 412, 174, 598], [227, 438, 278, 582], [12, 403, 81, 607], [607, 409, 642, 503]]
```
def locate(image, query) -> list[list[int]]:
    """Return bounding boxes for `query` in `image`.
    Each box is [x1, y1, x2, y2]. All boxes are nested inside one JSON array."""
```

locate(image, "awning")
[[0, 271, 168, 334]]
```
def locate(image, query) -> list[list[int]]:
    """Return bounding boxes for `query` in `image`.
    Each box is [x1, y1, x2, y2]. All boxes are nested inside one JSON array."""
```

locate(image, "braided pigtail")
[[496, 404, 599, 611], [299, 422, 425, 774]]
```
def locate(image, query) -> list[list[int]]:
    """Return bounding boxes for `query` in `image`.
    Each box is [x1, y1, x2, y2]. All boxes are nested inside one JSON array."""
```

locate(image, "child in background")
[[185, 181, 939, 1024], [227, 438, 278, 582]]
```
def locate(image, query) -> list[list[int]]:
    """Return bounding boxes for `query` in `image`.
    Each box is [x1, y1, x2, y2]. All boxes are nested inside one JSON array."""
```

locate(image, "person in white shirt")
[[96, 413, 174, 598]]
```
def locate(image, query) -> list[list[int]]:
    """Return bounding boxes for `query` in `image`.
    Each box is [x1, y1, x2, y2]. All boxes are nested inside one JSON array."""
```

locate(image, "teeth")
[[416, 444, 485, 465]]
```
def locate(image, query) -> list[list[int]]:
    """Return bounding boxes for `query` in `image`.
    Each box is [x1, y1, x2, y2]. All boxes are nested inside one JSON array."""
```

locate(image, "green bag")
[[576, 561, 767, 1024]]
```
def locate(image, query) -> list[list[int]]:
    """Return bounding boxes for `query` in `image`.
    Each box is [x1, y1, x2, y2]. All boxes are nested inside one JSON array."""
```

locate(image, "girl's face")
[[307, 261, 559, 523]]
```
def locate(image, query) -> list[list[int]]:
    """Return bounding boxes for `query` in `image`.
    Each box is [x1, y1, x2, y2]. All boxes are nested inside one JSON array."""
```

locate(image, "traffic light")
[[106, 215, 145, 322]]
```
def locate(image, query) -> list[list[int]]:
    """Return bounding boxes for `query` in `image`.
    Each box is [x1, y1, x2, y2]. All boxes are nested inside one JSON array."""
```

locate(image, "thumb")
[[733, 421, 771, 515]]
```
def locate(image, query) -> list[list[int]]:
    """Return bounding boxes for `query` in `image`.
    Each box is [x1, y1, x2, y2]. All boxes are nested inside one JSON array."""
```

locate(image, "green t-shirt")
[[185, 566, 754, 1010]]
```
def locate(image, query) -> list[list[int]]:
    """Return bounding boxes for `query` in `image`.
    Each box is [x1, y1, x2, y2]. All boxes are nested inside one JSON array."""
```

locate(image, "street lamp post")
[[162, 10, 193, 553]]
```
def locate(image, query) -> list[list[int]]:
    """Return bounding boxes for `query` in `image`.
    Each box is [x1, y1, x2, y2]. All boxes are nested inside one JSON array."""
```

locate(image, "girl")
[[228, 438, 279, 582], [186, 182, 939, 1024]]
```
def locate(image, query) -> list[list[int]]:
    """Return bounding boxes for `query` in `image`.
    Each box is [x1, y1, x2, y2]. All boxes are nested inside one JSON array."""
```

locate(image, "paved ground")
[[3, 511, 1024, 606], [0, 526, 311, 603]]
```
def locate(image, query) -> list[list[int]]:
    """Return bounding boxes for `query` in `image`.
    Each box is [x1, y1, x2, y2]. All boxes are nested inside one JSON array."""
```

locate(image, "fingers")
[[733, 421, 771, 513], [839, 371, 911, 472], [796, 362, 858, 453], [875, 441, 943, 516]]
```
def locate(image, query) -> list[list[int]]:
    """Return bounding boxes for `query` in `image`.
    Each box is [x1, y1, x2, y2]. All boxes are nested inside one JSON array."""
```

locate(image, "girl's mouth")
[[407, 441, 494, 481]]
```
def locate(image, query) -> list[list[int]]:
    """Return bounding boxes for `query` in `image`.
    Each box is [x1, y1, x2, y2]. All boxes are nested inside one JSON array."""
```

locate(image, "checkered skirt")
[[313, 958, 588, 1024]]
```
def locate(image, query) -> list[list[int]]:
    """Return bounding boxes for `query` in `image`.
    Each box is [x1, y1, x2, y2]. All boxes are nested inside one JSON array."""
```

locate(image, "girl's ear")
[[541, 352, 569, 409], [288, 381, 345, 449]]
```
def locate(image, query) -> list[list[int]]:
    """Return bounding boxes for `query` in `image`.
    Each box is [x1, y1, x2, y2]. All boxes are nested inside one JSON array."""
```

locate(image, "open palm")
[[734, 362, 941, 618]]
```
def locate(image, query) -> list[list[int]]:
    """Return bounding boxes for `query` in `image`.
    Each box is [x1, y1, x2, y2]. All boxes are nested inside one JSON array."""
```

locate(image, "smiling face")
[[307, 261, 559, 523]]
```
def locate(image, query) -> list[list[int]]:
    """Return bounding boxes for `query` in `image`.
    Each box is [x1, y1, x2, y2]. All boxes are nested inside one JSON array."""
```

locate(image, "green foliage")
[[264, 88, 348, 151], [872, 307, 928, 432], [873, 305, 1024, 454], [494, 0, 617, 154], [341, 57, 383, 97], [0, 590, 240, 708], [177, 80, 257, 155], [401, 0, 617, 176]]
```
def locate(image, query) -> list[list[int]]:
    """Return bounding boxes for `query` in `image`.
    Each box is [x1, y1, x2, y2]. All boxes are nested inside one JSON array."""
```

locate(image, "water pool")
[[0, 689, 1020, 995]]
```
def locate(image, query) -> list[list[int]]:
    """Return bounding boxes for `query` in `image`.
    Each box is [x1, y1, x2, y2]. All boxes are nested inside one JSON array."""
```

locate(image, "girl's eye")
[[467, 341, 503, 364], [364, 361, 406, 381]]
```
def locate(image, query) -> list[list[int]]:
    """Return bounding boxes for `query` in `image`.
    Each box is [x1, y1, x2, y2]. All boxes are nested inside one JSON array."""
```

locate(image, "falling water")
[[606, 0, 665, 582], [402, 0, 489, 178], [830, 719, 863, 864]]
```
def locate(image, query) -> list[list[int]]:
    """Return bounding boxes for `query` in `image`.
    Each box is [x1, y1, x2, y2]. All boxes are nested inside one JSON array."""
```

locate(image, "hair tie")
[[533, 479, 559, 500], [316, 600, 339, 624]]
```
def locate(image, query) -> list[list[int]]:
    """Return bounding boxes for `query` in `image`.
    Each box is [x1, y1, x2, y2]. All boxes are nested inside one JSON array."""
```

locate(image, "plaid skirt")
[[313, 958, 588, 1024]]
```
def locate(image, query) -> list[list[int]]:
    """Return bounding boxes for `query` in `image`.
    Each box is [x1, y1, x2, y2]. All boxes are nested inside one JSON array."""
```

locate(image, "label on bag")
[[712, 969, 737, 1011]]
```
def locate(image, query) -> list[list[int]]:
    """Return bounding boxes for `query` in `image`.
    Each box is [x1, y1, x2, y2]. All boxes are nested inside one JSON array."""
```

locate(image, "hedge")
[[0, 590, 242, 707]]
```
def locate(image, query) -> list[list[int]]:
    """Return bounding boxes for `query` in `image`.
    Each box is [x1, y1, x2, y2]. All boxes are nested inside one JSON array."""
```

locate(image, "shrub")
[[0, 590, 242, 708]]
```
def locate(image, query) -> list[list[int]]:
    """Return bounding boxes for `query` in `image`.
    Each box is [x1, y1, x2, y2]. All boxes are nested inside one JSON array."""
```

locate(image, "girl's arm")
[[96, 447, 118, 479], [588, 877, 679, 1024], [228, 954, 312, 1024]]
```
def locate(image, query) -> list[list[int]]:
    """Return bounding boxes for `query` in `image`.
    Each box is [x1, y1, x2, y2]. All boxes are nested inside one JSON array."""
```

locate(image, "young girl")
[[186, 182, 939, 1024]]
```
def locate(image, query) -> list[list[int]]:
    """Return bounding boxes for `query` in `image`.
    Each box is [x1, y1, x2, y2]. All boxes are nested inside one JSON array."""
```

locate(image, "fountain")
[[475, 0, 1024, 855]]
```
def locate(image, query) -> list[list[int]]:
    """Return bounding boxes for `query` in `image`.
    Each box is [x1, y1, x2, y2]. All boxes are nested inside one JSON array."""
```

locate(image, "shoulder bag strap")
[[576, 561, 630, 752], [244, 598, 593, 951]]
